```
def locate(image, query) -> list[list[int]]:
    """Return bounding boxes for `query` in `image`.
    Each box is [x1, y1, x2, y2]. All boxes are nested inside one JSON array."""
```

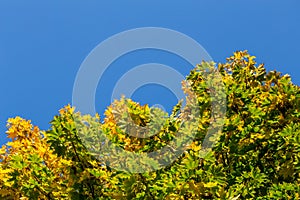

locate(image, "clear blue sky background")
[[0, 1, 299, 145]]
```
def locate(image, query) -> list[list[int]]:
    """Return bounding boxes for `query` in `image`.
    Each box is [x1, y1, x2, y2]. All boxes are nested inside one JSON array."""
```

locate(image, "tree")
[[0, 51, 299, 199]]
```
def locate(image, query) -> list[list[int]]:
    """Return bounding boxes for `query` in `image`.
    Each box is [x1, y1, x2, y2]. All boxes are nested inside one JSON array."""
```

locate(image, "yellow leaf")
[[203, 182, 218, 188]]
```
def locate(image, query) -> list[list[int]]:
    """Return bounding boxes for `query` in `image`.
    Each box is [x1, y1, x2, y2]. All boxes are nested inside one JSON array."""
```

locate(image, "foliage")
[[0, 51, 299, 199], [0, 117, 72, 199]]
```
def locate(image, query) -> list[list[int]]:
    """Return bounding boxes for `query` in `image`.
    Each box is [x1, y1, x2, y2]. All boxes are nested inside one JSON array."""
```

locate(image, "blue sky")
[[0, 1, 299, 145]]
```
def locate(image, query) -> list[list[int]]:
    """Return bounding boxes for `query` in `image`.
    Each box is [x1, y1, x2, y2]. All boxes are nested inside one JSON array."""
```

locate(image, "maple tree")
[[0, 51, 299, 199]]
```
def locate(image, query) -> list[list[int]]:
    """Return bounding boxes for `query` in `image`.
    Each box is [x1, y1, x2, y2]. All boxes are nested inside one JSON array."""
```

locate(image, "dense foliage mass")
[[0, 51, 299, 199]]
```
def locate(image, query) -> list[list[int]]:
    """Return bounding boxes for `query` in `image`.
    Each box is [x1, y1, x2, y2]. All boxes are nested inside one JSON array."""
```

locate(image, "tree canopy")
[[1, 51, 299, 199]]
